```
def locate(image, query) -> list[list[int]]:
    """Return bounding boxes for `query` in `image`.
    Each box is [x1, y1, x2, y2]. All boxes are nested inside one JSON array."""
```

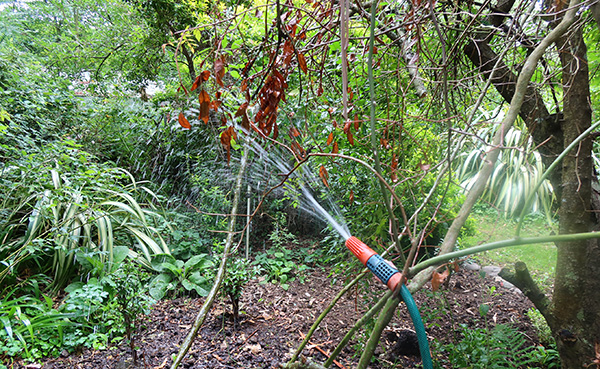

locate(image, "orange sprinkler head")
[[345, 236, 377, 266]]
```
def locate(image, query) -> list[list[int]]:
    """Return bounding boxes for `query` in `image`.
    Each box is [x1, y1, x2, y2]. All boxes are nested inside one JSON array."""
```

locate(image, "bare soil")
[[32, 265, 537, 369]]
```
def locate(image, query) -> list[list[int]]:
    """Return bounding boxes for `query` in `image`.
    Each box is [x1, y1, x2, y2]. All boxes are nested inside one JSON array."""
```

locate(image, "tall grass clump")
[[0, 141, 171, 292]]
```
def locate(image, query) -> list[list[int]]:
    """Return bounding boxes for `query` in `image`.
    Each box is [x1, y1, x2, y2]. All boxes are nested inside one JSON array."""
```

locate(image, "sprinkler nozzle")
[[345, 236, 402, 291]]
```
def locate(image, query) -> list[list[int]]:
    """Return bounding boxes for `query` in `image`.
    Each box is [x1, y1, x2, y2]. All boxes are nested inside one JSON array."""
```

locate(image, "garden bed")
[[32, 265, 538, 369]]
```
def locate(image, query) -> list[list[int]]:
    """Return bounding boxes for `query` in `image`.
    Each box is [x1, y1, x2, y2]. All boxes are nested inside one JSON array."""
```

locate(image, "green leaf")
[[149, 274, 172, 300], [109, 246, 129, 273], [187, 271, 206, 285], [181, 278, 196, 292], [64, 281, 85, 294], [1, 316, 13, 339], [184, 254, 212, 270], [160, 262, 182, 276], [479, 303, 490, 317], [151, 254, 177, 267]]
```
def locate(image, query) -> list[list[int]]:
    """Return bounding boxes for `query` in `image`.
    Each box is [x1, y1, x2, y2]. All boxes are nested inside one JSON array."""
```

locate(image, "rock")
[[494, 276, 521, 293], [494, 276, 511, 288], [462, 262, 481, 271], [481, 265, 501, 277]]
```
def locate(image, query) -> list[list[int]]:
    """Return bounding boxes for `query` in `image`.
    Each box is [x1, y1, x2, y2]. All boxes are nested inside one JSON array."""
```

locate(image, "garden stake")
[[345, 236, 433, 369]]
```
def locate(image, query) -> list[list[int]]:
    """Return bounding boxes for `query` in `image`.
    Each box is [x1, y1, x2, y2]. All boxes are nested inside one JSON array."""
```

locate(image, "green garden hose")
[[346, 236, 433, 369], [399, 283, 432, 369]]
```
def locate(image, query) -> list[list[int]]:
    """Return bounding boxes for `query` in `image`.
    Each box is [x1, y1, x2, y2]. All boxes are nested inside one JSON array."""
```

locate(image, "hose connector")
[[345, 236, 402, 290]]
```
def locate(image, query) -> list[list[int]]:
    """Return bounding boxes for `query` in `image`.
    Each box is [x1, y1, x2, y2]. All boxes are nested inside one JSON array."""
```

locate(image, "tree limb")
[[499, 262, 555, 328], [407, 0, 583, 294], [350, 2, 427, 97]]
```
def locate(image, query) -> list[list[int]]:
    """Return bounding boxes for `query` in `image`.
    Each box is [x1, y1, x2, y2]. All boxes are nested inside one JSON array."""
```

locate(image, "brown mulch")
[[27, 266, 536, 369]]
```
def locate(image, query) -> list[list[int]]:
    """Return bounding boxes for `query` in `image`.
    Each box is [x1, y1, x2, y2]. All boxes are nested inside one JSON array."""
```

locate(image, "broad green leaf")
[[479, 303, 490, 317], [160, 262, 182, 276], [149, 274, 172, 300], [109, 246, 130, 273], [151, 254, 177, 271], [184, 254, 212, 270], [187, 271, 206, 285]]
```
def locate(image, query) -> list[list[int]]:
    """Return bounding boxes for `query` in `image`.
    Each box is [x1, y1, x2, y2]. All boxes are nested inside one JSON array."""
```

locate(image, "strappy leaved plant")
[[0, 143, 171, 292], [455, 120, 554, 220]]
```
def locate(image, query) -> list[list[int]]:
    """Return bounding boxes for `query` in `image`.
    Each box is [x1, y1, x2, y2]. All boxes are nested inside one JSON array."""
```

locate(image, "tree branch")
[[350, 2, 427, 97], [499, 262, 555, 328]]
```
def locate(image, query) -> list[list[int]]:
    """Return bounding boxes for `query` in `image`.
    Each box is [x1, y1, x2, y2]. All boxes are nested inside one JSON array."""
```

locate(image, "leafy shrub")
[[148, 253, 214, 300], [168, 226, 212, 261], [165, 186, 230, 261], [455, 123, 554, 219], [222, 258, 259, 322], [526, 307, 555, 347], [74, 94, 227, 202], [269, 214, 300, 249], [253, 247, 309, 290], [526, 344, 560, 369], [61, 255, 154, 353], [105, 259, 155, 363], [0, 291, 72, 359]]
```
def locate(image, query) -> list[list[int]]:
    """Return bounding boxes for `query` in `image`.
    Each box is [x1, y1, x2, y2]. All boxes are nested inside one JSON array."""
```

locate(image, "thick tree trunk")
[[552, 26, 600, 369]]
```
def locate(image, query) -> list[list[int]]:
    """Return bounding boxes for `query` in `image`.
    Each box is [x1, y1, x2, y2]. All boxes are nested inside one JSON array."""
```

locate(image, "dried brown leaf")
[[319, 165, 329, 188], [298, 53, 308, 74], [326, 132, 334, 146], [198, 90, 211, 124], [178, 112, 191, 129]]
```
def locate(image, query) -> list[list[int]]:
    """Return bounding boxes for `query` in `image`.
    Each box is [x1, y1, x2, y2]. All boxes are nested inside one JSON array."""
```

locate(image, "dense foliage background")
[[1, 0, 599, 367]]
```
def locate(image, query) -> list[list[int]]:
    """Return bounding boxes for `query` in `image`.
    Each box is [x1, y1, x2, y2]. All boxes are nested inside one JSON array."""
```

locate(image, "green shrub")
[[0, 291, 72, 359], [222, 258, 259, 322], [74, 95, 226, 202], [0, 141, 171, 291], [105, 260, 155, 363], [148, 253, 214, 300], [61, 256, 154, 353], [526, 307, 554, 347], [253, 247, 309, 290], [526, 344, 560, 369]]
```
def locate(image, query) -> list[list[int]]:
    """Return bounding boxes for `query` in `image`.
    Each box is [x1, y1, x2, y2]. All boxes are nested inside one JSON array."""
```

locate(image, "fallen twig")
[[298, 331, 347, 369]]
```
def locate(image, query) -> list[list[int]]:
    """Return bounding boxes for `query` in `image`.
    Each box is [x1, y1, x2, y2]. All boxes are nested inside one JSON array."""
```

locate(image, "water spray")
[[345, 236, 433, 369]]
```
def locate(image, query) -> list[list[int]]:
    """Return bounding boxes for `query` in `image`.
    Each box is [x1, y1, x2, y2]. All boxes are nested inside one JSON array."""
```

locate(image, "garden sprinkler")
[[344, 236, 434, 369], [345, 236, 403, 291]]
